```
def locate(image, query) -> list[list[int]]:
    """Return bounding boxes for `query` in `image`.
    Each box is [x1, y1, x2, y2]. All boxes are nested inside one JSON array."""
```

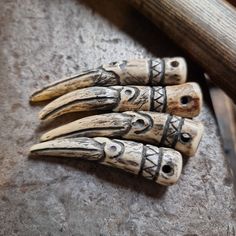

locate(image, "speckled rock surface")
[[0, 0, 236, 235]]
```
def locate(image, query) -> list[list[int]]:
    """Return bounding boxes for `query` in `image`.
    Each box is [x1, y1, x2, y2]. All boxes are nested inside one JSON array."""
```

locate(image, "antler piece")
[[30, 137, 183, 186], [40, 112, 203, 157], [30, 57, 187, 102], [39, 82, 202, 120]]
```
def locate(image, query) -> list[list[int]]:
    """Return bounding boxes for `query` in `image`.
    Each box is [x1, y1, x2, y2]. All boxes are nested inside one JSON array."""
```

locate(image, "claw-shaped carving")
[[40, 111, 204, 157], [30, 137, 183, 186], [39, 82, 202, 120], [30, 57, 187, 102]]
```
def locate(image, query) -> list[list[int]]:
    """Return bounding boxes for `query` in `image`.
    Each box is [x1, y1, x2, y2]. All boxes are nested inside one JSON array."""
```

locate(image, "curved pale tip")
[[30, 139, 72, 155], [30, 79, 78, 103], [156, 148, 183, 186], [30, 74, 85, 103], [40, 112, 128, 142], [163, 57, 187, 85], [30, 143, 45, 154], [38, 87, 118, 120], [29, 141, 59, 157], [30, 137, 105, 161], [30, 92, 47, 103], [40, 123, 76, 142]]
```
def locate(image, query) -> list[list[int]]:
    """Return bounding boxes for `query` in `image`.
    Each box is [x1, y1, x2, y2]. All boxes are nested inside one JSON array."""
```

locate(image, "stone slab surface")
[[0, 0, 235, 235]]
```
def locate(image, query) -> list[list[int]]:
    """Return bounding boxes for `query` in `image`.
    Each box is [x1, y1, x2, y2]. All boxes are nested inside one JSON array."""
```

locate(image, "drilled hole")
[[171, 60, 179, 67], [162, 165, 172, 174], [124, 89, 132, 95], [180, 133, 191, 143], [110, 145, 117, 152], [180, 96, 192, 105], [133, 119, 145, 128]]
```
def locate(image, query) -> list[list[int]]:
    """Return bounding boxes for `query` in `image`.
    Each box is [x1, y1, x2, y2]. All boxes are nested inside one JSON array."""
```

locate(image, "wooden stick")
[[39, 82, 202, 120], [209, 85, 236, 183], [30, 57, 187, 102], [127, 0, 236, 103], [40, 111, 204, 157], [30, 137, 183, 186]]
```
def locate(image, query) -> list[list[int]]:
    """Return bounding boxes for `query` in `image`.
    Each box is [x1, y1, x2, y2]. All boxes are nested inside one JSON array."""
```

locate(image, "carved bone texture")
[[30, 137, 183, 186], [38, 82, 202, 120], [30, 57, 187, 102], [40, 111, 204, 157]]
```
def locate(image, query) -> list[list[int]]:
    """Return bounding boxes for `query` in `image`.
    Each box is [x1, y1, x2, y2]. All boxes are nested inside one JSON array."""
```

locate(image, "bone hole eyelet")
[[124, 89, 132, 95], [132, 119, 145, 128], [162, 165, 172, 174], [171, 60, 179, 67], [180, 133, 192, 143], [110, 145, 117, 152], [180, 96, 192, 106]]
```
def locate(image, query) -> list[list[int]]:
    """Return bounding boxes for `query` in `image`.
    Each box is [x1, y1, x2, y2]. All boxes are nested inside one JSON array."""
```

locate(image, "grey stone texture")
[[0, 0, 235, 235]]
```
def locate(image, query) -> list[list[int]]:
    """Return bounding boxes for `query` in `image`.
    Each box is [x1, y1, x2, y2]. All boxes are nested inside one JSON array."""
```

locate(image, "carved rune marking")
[[162, 116, 184, 148], [94, 68, 119, 86], [152, 87, 166, 112], [141, 146, 160, 180], [150, 59, 164, 85]]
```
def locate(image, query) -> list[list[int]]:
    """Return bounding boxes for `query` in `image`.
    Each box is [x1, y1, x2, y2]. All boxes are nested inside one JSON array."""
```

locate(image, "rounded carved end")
[[165, 82, 203, 118], [175, 119, 204, 157], [156, 148, 183, 186], [163, 57, 187, 85]]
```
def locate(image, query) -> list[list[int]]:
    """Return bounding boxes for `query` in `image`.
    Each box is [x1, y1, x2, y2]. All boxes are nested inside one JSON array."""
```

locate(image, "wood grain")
[[127, 0, 236, 103], [30, 137, 183, 186], [209, 86, 236, 181]]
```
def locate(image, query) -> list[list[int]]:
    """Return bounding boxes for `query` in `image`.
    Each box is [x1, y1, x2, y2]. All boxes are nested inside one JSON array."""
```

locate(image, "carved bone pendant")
[[30, 57, 187, 102], [40, 111, 204, 157], [30, 137, 183, 186], [39, 82, 202, 120]]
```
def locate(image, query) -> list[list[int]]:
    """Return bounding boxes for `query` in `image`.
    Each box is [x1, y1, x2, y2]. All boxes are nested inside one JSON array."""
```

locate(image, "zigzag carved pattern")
[[141, 147, 159, 180], [150, 59, 163, 84], [164, 116, 182, 147], [152, 87, 165, 112]]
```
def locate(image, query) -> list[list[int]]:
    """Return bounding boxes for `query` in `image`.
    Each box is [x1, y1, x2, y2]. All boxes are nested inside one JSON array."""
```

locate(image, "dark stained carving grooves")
[[30, 137, 183, 186]]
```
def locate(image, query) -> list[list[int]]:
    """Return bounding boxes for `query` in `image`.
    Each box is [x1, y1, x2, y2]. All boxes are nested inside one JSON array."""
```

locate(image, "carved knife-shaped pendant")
[[30, 57, 187, 102], [39, 82, 202, 120], [40, 111, 204, 157], [30, 137, 183, 186]]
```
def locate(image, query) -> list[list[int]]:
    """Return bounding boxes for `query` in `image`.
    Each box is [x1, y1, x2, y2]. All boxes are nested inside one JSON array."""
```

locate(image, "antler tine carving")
[[30, 137, 183, 186], [39, 82, 202, 120], [40, 111, 204, 157], [30, 57, 187, 102]]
